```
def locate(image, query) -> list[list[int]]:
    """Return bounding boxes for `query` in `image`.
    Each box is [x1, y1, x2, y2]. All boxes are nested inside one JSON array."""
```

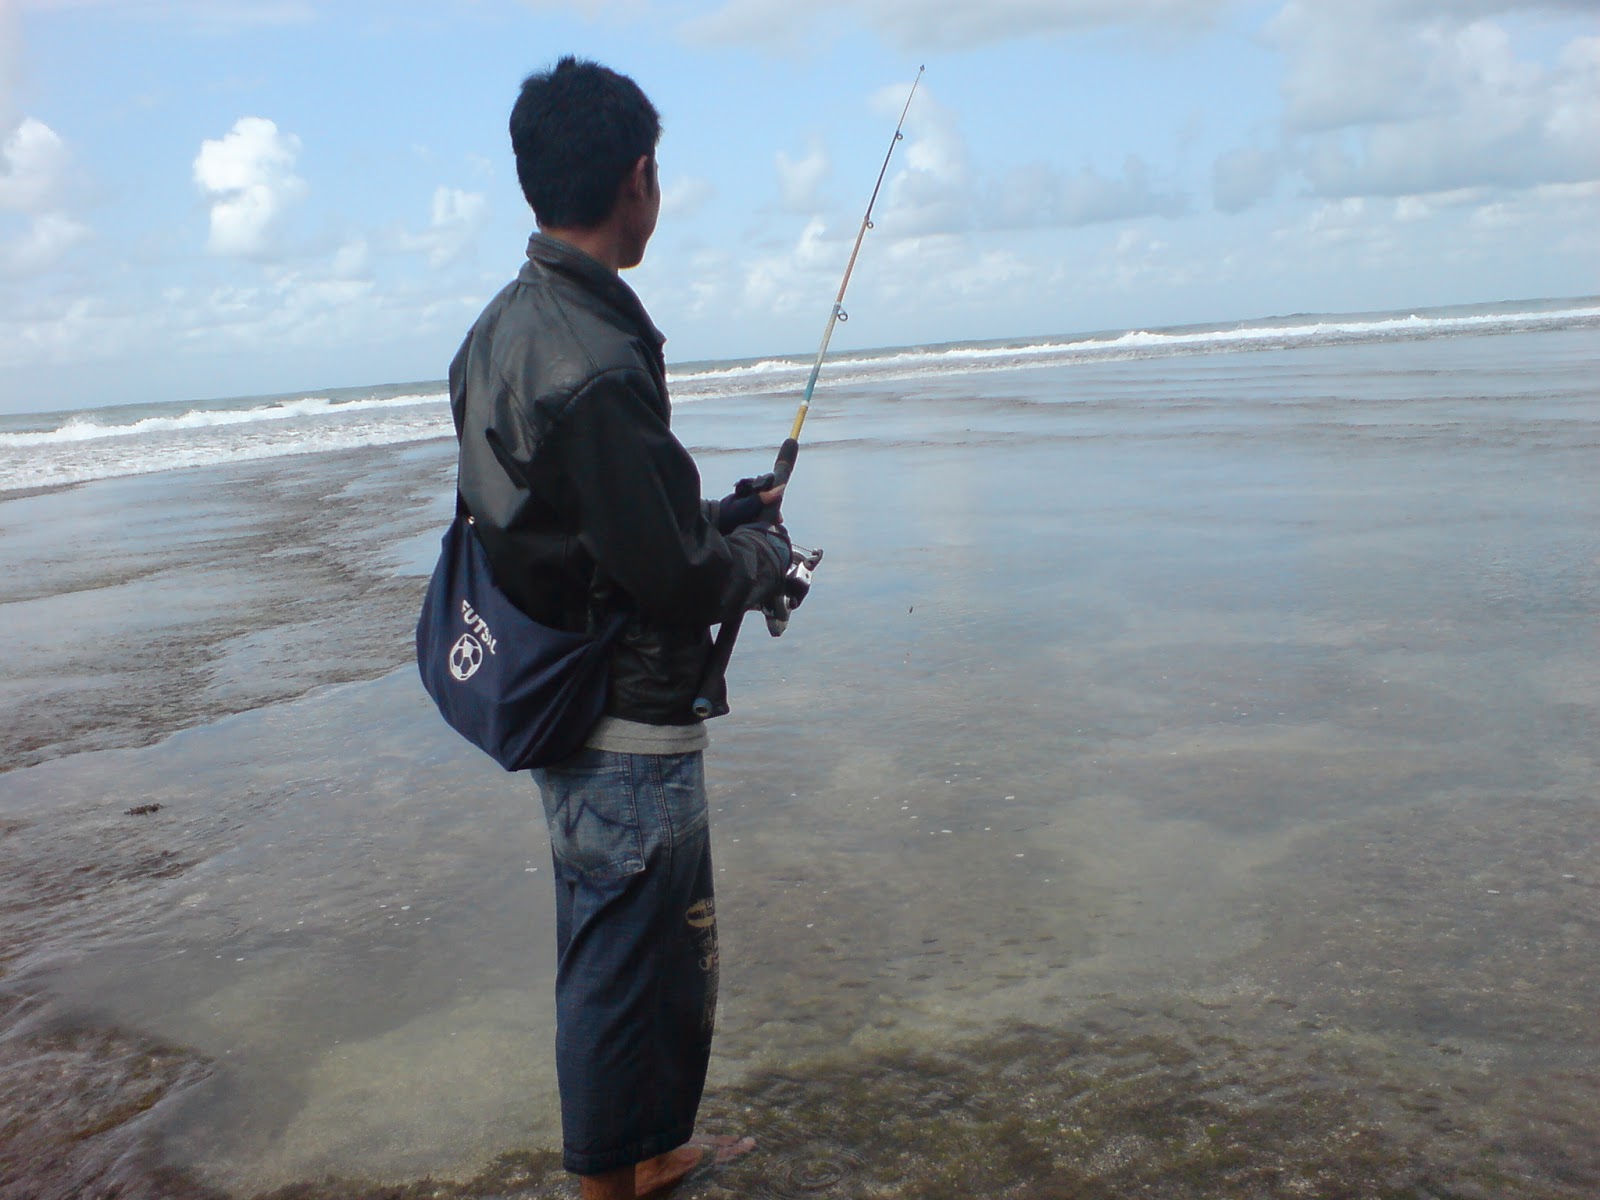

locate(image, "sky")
[[0, 0, 1596, 415]]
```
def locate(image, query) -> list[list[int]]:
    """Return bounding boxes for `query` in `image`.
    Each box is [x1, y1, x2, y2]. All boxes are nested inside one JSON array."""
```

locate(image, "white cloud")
[[1267, 196, 1404, 269], [741, 215, 843, 315], [867, 83, 1186, 235], [685, 0, 1229, 52], [1210, 3, 1599, 215], [0, 293, 104, 369], [943, 247, 1033, 298], [331, 237, 371, 279], [1270, 1, 1600, 134], [887, 84, 965, 183], [1104, 226, 1193, 292], [874, 232, 1018, 310], [1304, 197, 1372, 247], [146, 269, 381, 367], [1464, 178, 1600, 239], [0, 116, 90, 274], [1270, 4, 1600, 199], [399, 186, 490, 268], [1212, 145, 1283, 213], [880, 159, 976, 236], [1271, 2, 1436, 133], [193, 116, 306, 257], [4, 210, 89, 274], [1546, 34, 1600, 136], [864, 0, 1227, 49], [0, 3, 20, 130], [775, 138, 829, 211], [0, 117, 71, 211], [661, 174, 714, 219], [516, 0, 648, 15], [0, 242, 490, 379], [1369, 0, 1596, 20], [1393, 187, 1485, 221], [990, 156, 1186, 229], [427, 185, 489, 267], [16, 1, 315, 31], [869, 84, 981, 233]]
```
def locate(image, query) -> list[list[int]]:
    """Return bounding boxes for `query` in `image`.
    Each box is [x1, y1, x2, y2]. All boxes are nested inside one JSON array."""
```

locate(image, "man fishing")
[[448, 56, 794, 1199]]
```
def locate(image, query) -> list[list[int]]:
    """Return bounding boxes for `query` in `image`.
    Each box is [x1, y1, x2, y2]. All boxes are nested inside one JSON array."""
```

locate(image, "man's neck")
[[538, 225, 628, 273]]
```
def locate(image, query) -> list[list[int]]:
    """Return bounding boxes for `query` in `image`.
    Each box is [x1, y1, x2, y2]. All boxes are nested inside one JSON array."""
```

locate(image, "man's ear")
[[631, 154, 656, 198]]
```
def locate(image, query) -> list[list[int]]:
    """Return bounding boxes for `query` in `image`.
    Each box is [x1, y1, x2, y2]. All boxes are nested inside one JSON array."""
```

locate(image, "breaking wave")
[[4, 299, 1595, 492]]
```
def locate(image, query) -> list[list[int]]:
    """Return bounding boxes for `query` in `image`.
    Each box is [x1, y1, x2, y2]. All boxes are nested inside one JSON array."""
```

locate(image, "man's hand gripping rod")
[[693, 67, 924, 719]]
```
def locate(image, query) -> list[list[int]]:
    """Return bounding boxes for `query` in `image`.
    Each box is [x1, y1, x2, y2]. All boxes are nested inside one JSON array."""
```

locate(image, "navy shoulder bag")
[[415, 505, 626, 770]]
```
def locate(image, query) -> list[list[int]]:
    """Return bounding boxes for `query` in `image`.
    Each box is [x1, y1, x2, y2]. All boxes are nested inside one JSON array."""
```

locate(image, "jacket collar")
[[523, 232, 667, 352]]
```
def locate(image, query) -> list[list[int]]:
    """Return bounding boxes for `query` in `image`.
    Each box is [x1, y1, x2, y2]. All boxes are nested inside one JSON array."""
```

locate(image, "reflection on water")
[[0, 326, 1596, 1197]]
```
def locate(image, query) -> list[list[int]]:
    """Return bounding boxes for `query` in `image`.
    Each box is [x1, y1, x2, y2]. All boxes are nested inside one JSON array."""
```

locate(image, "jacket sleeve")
[[553, 367, 784, 624]]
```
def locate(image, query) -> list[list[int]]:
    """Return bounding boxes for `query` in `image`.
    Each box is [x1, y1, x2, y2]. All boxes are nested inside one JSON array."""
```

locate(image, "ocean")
[[4, 295, 1596, 494], [1, 298, 1597, 1199]]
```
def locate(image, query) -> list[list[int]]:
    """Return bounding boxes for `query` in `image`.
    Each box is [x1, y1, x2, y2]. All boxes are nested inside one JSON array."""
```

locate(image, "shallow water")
[[1, 325, 1596, 1198]]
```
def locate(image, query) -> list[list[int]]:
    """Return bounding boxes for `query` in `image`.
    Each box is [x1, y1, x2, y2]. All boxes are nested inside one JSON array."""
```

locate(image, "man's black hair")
[[510, 56, 661, 229]]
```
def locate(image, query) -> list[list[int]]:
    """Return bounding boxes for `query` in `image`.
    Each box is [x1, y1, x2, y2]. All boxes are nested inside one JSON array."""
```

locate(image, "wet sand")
[[2, 326, 1597, 1199]]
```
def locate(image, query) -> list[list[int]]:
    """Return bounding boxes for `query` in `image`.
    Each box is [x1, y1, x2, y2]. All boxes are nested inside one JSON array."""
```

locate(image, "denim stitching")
[[648, 753, 674, 862], [618, 751, 644, 873]]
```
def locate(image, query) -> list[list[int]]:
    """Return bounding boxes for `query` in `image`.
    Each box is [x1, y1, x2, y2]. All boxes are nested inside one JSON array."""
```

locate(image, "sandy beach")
[[2, 321, 1597, 1199]]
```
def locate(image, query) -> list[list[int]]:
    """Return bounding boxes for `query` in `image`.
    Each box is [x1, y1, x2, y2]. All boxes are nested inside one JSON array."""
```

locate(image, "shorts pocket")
[[536, 749, 646, 880]]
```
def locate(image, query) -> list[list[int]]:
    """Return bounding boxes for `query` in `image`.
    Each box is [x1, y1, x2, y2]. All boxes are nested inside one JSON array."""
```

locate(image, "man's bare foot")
[[634, 1135, 756, 1197]]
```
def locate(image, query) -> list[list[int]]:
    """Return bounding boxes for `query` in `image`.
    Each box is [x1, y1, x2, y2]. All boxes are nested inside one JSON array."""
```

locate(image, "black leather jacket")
[[448, 234, 785, 726]]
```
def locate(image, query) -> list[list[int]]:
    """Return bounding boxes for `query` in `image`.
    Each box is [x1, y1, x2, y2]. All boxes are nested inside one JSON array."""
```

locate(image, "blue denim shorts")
[[531, 747, 718, 1176]]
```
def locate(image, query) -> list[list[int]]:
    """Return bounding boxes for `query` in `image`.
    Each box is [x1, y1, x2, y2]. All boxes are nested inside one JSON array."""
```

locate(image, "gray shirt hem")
[[584, 715, 710, 755]]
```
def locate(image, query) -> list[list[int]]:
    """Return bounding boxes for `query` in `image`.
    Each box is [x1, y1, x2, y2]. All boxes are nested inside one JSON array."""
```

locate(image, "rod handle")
[[693, 614, 742, 719], [692, 438, 801, 718], [772, 437, 799, 487]]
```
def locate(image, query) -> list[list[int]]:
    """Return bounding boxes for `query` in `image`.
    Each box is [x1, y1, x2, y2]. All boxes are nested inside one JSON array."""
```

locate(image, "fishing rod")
[[694, 66, 924, 720]]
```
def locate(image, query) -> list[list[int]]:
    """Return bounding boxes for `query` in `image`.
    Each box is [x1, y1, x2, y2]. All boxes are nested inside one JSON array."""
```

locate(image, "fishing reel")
[[765, 544, 823, 637]]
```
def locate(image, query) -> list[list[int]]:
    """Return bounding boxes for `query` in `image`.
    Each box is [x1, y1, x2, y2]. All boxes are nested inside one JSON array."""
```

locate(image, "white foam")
[[2, 407, 454, 492], [0, 391, 447, 449], [665, 303, 1600, 391], [6, 302, 1595, 492], [667, 357, 805, 385]]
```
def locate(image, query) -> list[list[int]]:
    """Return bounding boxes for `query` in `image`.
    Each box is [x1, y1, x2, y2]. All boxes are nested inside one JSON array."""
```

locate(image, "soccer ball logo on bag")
[[448, 633, 484, 681]]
